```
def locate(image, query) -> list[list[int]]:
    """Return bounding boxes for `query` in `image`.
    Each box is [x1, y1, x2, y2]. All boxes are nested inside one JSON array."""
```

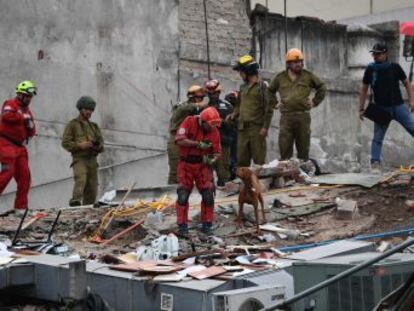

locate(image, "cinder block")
[[335, 199, 359, 220]]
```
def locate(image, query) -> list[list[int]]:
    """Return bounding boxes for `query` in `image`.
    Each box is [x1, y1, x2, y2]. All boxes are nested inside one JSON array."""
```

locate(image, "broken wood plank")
[[188, 266, 226, 280], [101, 220, 144, 246]]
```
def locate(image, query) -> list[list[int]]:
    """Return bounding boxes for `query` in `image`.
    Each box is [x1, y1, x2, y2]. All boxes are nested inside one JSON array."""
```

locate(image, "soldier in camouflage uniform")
[[167, 85, 207, 184], [230, 55, 275, 167], [204, 79, 233, 187], [268, 48, 326, 161], [62, 96, 104, 206]]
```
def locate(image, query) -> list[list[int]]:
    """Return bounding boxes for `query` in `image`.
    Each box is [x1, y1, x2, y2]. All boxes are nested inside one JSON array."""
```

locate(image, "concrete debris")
[[377, 241, 391, 253], [145, 211, 164, 226], [405, 200, 414, 210], [260, 224, 301, 240], [0, 167, 413, 311], [335, 198, 360, 220], [136, 234, 179, 261]]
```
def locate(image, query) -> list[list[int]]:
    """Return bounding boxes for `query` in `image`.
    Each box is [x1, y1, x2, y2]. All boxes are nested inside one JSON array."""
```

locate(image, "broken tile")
[[188, 266, 226, 280]]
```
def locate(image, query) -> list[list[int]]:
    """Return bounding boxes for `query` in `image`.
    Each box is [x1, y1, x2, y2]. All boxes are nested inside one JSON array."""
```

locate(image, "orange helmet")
[[285, 48, 304, 62], [200, 107, 221, 127], [204, 79, 223, 93], [187, 85, 205, 98]]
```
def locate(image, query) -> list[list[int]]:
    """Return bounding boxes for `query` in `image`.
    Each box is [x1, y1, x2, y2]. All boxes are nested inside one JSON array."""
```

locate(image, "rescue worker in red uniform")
[[175, 107, 222, 236], [0, 81, 37, 216]]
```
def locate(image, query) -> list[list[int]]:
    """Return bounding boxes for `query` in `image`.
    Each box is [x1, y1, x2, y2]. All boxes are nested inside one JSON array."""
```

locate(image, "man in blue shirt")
[[359, 43, 414, 171]]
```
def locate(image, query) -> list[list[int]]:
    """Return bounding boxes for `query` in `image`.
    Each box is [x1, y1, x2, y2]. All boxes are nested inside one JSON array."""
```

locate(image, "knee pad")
[[177, 187, 190, 206], [200, 188, 214, 206]]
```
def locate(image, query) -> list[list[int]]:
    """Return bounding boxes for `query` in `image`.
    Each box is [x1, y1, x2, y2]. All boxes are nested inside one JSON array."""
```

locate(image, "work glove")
[[203, 155, 216, 166], [23, 114, 34, 130], [197, 140, 212, 150]]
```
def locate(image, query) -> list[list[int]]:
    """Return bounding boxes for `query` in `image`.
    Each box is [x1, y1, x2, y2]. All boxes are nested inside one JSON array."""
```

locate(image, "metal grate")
[[328, 275, 340, 309], [350, 276, 363, 311], [213, 295, 226, 311], [339, 278, 352, 311], [362, 275, 374, 309]]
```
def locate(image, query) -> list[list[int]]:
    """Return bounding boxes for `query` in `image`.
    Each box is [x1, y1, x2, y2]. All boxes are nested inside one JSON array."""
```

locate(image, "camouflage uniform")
[[269, 69, 326, 160], [209, 99, 233, 185], [62, 117, 104, 205], [234, 81, 275, 167]]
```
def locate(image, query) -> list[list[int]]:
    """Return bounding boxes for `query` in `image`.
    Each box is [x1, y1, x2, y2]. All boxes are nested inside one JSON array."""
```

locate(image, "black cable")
[[284, 0, 288, 53], [203, 0, 211, 79]]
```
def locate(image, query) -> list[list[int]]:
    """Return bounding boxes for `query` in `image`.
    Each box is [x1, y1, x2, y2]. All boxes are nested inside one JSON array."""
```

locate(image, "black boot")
[[177, 223, 189, 237], [69, 199, 81, 207], [200, 222, 213, 235]]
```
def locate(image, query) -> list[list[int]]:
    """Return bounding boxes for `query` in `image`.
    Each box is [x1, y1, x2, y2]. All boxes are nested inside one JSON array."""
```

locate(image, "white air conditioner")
[[212, 285, 285, 311]]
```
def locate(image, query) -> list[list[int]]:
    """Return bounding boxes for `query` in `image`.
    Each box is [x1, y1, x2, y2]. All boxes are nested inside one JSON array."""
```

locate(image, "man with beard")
[[269, 48, 326, 161], [204, 79, 233, 187], [359, 43, 414, 172], [230, 55, 275, 167]]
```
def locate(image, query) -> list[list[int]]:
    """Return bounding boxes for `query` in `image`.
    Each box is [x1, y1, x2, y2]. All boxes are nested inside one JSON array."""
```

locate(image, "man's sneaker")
[[200, 222, 213, 235], [69, 199, 81, 207], [177, 224, 189, 237], [370, 161, 382, 174]]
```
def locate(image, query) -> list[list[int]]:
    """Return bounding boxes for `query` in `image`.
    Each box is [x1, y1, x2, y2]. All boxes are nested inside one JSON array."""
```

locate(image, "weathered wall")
[[179, 2, 414, 173], [340, 6, 414, 75], [256, 12, 414, 171], [253, 12, 348, 78], [252, 0, 414, 21], [178, 0, 251, 100], [0, 0, 178, 210]]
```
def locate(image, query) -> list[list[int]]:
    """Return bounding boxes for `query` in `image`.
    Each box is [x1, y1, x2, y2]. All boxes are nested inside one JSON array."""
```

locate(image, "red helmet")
[[204, 79, 223, 93], [200, 107, 221, 127]]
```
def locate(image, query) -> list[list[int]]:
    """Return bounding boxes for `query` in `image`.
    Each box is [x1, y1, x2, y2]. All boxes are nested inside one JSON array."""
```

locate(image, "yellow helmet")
[[232, 55, 259, 75], [16, 80, 37, 96], [285, 48, 304, 62], [187, 85, 205, 98]]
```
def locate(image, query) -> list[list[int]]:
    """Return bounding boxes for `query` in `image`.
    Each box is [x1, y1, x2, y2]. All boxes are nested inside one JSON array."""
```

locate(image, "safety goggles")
[[24, 87, 37, 96]]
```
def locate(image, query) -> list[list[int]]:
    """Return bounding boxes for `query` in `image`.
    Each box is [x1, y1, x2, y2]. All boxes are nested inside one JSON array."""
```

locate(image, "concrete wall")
[[178, 0, 252, 101], [340, 6, 414, 75], [255, 13, 414, 172], [178, 1, 414, 173], [252, 12, 348, 78], [252, 0, 414, 21], [0, 0, 179, 210]]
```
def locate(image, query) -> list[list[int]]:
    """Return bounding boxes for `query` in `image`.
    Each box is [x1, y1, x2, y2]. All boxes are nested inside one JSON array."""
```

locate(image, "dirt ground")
[[1, 174, 414, 258]]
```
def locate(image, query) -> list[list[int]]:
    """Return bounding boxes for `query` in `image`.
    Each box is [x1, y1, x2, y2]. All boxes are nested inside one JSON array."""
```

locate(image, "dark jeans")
[[371, 104, 414, 163]]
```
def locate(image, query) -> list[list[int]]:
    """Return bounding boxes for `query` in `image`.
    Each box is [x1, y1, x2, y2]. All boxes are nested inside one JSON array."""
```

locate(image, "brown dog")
[[236, 167, 266, 233]]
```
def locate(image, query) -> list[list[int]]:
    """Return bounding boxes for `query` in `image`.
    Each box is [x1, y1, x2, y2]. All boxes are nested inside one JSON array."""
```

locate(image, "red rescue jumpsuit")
[[0, 98, 36, 210], [175, 115, 221, 225]]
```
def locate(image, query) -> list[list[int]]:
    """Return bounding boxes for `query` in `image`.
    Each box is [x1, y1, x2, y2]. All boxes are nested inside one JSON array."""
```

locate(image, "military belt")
[[281, 110, 310, 115], [180, 155, 203, 164]]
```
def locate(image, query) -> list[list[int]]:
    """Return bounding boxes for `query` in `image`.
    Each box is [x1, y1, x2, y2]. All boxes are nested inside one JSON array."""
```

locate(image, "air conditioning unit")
[[292, 252, 414, 311], [212, 285, 285, 311]]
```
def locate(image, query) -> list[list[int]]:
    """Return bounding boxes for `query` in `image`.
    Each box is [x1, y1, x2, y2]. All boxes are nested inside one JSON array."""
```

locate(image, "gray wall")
[[254, 11, 414, 172], [179, 2, 414, 173], [0, 0, 179, 210], [339, 6, 414, 74]]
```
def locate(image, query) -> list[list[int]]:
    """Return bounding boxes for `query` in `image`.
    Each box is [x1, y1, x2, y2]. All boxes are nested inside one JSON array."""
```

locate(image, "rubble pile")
[[1, 162, 414, 286]]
